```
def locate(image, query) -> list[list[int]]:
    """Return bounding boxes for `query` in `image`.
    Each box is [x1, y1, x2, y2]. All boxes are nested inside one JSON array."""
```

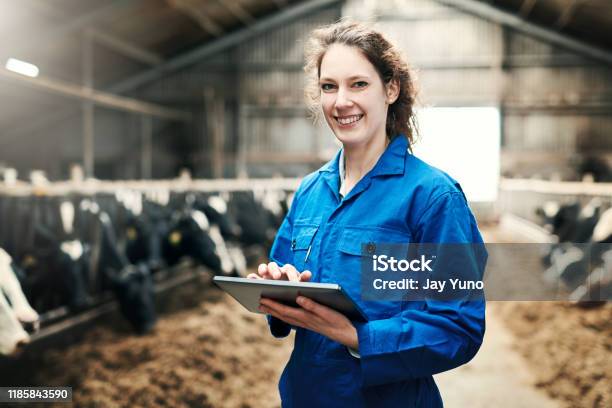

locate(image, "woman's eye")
[[353, 81, 368, 88], [321, 83, 336, 91]]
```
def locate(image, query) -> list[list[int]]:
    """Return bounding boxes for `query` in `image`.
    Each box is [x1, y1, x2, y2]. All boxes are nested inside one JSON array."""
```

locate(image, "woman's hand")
[[247, 262, 359, 350], [247, 262, 312, 282], [258, 296, 359, 350]]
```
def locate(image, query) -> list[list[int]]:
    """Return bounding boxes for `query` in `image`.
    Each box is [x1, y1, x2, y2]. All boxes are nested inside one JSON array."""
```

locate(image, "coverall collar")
[[319, 135, 408, 178], [319, 135, 408, 202]]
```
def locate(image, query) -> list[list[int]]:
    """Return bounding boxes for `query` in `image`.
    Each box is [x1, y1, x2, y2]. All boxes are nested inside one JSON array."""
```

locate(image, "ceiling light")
[[5, 58, 39, 77]]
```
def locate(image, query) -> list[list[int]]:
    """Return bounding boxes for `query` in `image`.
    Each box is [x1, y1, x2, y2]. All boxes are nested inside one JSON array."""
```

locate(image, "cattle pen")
[[0, 176, 300, 345]]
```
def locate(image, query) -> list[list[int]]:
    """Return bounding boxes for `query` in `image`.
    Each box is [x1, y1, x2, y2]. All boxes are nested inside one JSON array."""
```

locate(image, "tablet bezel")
[[213, 276, 367, 322]]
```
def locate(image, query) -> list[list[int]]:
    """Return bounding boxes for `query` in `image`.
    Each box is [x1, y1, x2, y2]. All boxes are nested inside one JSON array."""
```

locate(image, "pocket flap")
[[291, 225, 318, 251], [338, 227, 411, 256]]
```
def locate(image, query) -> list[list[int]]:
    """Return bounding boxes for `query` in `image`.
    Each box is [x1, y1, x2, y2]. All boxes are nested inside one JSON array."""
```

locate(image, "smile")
[[335, 114, 363, 125]]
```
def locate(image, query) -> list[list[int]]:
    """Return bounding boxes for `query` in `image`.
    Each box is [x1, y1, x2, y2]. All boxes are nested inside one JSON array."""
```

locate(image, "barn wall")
[[341, 0, 612, 181], [3, 0, 612, 181]]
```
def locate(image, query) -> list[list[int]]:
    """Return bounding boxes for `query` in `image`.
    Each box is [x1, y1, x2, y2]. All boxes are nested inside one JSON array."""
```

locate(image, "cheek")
[[365, 98, 388, 124], [320, 95, 335, 115]]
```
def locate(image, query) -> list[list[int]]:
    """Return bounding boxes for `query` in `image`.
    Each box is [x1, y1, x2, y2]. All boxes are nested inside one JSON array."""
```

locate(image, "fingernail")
[[296, 296, 304, 305]]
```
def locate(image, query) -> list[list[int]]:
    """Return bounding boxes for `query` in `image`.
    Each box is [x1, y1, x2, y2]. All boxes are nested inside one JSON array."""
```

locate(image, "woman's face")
[[319, 44, 397, 147]]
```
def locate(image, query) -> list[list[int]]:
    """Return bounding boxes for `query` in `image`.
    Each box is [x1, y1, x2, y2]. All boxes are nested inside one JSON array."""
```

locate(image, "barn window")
[[413, 107, 501, 202]]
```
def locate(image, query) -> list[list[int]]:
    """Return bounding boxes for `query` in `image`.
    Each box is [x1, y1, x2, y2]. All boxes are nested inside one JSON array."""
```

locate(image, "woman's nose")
[[334, 87, 353, 109]]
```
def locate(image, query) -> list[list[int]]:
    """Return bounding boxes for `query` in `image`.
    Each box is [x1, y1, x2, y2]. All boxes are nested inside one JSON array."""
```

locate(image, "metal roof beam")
[[110, 0, 343, 94], [0, 0, 341, 141], [88, 29, 163, 66], [435, 0, 612, 66], [0, 68, 190, 121]]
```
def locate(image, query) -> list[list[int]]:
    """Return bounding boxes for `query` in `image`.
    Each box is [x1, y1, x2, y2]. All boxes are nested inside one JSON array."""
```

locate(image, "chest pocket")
[[337, 226, 412, 320], [290, 224, 318, 272], [338, 226, 411, 256]]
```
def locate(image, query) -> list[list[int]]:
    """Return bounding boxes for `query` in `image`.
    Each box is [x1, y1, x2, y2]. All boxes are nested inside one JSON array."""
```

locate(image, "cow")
[[0, 248, 39, 329], [96, 210, 157, 334], [0, 291, 29, 356], [15, 200, 90, 313], [123, 201, 170, 273], [162, 209, 240, 276], [194, 194, 247, 276], [570, 249, 612, 307], [196, 194, 242, 241], [0, 247, 39, 356]]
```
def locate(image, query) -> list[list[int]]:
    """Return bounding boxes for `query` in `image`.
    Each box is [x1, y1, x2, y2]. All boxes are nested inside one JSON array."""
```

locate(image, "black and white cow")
[[15, 199, 90, 313], [0, 291, 29, 356], [0, 249, 39, 329], [162, 208, 240, 276], [96, 209, 157, 334], [1, 248, 39, 355], [542, 200, 612, 297]]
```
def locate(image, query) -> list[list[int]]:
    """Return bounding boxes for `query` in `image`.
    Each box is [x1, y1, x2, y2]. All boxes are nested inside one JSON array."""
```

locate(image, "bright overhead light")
[[5, 57, 39, 77]]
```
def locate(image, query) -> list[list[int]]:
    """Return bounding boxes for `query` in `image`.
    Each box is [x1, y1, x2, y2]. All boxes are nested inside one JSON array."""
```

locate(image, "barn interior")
[[0, 0, 610, 407]]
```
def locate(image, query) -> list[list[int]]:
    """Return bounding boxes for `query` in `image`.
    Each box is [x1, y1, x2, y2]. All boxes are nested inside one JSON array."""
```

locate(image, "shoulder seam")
[[414, 191, 465, 230]]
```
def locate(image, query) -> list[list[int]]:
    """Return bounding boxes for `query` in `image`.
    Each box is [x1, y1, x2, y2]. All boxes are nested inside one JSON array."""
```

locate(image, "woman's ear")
[[386, 78, 400, 104]]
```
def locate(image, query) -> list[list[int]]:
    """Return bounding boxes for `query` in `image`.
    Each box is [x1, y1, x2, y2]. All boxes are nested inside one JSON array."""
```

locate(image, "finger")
[[299, 270, 312, 282], [281, 264, 300, 282], [257, 263, 271, 279], [261, 298, 310, 323], [246, 273, 263, 280], [267, 262, 282, 280], [296, 296, 335, 320], [259, 301, 306, 325], [259, 305, 306, 328]]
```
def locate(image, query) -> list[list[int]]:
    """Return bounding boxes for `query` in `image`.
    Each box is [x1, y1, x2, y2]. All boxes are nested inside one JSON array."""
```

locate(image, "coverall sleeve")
[[354, 191, 487, 387], [265, 191, 298, 338]]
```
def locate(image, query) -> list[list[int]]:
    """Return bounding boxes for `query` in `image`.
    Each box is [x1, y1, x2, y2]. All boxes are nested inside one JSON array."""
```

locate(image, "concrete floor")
[[434, 303, 559, 408], [433, 223, 560, 407]]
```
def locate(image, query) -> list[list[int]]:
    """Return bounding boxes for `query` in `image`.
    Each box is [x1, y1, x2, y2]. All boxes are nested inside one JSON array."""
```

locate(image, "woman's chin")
[[333, 128, 365, 145], [336, 134, 375, 149]]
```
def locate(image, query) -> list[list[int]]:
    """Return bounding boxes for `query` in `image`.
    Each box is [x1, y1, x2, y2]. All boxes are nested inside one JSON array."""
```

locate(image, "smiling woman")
[[247, 20, 487, 408]]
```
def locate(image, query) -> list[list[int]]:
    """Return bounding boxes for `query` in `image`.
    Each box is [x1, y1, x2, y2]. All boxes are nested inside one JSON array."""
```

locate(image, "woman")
[[248, 21, 486, 407]]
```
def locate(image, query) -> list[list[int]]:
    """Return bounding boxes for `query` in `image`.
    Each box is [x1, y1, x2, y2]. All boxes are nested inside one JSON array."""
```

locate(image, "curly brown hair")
[[304, 20, 419, 147]]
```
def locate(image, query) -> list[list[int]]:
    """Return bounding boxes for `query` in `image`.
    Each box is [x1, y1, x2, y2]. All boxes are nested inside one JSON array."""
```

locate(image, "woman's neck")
[[342, 134, 389, 194]]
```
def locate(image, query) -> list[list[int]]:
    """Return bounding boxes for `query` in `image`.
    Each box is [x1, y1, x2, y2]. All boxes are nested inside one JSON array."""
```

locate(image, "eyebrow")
[[319, 75, 371, 83]]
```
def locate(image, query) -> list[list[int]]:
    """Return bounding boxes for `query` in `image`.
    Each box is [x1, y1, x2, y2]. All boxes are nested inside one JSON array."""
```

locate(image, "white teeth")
[[337, 114, 363, 125]]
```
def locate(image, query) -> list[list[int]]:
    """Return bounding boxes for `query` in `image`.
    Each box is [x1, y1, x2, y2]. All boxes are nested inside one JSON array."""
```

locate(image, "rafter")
[[88, 29, 163, 66], [271, 0, 289, 9], [435, 0, 612, 65], [217, 0, 256, 26], [1, 0, 342, 143], [0, 68, 190, 121], [168, 0, 225, 37], [555, 0, 582, 30], [111, 0, 342, 93], [519, 0, 537, 18]]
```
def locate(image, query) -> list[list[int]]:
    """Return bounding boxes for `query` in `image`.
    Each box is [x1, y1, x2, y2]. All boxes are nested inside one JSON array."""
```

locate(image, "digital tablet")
[[213, 276, 368, 322]]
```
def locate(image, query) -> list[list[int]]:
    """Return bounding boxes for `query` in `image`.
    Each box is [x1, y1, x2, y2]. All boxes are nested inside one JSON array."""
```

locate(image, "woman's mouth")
[[335, 114, 364, 127]]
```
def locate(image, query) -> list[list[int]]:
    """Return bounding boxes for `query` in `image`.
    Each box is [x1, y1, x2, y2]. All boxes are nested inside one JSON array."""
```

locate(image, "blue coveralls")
[[267, 135, 486, 407]]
